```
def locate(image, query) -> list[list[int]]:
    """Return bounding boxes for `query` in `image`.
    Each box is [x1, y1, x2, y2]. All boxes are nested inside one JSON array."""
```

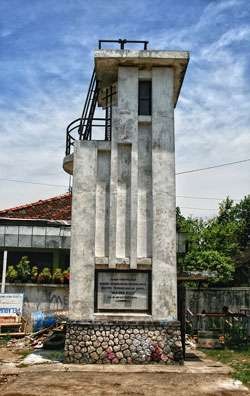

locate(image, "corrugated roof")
[[0, 193, 72, 221]]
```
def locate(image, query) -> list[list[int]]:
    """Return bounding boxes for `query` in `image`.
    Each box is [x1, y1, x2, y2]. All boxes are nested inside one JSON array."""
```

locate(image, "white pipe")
[[1, 250, 8, 293]]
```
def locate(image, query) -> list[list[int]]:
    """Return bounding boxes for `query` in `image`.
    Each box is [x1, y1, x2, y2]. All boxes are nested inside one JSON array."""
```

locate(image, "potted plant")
[[6, 265, 18, 283], [52, 268, 64, 284], [31, 266, 39, 283], [37, 267, 52, 284], [16, 256, 31, 282], [63, 268, 70, 284]]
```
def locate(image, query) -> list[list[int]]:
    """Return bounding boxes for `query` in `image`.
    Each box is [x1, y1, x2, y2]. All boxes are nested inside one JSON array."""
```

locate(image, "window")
[[138, 80, 152, 115]]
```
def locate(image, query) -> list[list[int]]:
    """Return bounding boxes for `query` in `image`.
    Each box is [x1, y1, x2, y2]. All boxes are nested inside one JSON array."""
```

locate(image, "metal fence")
[[186, 288, 250, 344]]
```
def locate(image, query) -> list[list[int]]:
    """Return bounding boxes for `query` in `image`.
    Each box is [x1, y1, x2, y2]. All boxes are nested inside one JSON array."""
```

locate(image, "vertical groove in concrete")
[[108, 137, 118, 268], [130, 138, 138, 269], [137, 123, 152, 258], [95, 149, 111, 257], [151, 67, 177, 321], [116, 143, 131, 258]]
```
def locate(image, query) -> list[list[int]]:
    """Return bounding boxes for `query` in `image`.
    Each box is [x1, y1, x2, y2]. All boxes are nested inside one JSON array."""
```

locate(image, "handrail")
[[65, 117, 111, 155], [98, 39, 149, 50], [65, 59, 116, 155], [79, 69, 98, 139]]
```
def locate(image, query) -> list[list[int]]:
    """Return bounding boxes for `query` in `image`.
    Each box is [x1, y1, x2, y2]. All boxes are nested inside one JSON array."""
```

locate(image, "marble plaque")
[[96, 271, 150, 312]]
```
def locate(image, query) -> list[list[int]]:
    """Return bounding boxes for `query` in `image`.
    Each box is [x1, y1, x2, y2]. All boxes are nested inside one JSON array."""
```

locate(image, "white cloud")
[[0, 0, 249, 217]]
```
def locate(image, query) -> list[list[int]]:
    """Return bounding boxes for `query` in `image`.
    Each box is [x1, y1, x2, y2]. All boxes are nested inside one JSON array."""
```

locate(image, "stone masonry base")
[[64, 320, 183, 364]]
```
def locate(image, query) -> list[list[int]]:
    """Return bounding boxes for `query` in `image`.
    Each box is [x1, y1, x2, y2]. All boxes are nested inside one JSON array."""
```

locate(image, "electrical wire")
[[176, 195, 241, 201], [176, 158, 250, 175], [0, 178, 66, 187], [179, 206, 217, 211], [0, 158, 249, 191]]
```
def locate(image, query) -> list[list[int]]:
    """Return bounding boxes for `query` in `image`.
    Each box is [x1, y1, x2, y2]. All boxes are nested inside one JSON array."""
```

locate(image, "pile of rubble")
[[6, 324, 65, 353]]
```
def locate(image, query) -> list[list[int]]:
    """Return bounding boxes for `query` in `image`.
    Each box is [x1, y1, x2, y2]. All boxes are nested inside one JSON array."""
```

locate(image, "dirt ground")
[[1, 371, 249, 396], [0, 347, 249, 396]]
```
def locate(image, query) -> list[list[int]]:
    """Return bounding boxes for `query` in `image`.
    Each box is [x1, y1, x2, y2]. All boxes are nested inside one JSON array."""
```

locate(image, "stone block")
[[64, 321, 183, 365]]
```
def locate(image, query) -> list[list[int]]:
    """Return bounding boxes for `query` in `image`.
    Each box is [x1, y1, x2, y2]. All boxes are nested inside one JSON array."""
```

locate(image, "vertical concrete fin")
[[151, 67, 177, 321], [110, 66, 138, 268], [69, 141, 97, 320]]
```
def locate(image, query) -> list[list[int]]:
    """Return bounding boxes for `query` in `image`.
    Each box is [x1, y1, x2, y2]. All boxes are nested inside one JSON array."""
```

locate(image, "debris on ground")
[[185, 335, 197, 349], [20, 350, 63, 366], [6, 323, 65, 354]]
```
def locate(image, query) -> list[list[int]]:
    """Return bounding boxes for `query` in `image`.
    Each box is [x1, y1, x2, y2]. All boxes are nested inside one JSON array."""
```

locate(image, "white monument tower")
[[63, 39, 189, 364]]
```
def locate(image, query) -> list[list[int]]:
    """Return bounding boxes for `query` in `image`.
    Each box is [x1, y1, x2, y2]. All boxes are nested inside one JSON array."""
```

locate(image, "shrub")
[[52, 268, 64, 284], [37, 267, 52, 283], [16, 256, 31, 282], [63, 268, 70, 284], [31, 266, 39, 283], [6, 265, 18, 283]]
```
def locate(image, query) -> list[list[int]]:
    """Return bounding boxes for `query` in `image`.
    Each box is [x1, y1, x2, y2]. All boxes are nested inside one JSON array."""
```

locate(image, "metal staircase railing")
[[65, 39, 148, 155], [79, 69, 98, 140], [65, 69, 115, 155]]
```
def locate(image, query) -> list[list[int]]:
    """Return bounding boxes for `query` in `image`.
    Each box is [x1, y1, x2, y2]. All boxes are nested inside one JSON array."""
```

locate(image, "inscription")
[[96, 271, 150, 312]]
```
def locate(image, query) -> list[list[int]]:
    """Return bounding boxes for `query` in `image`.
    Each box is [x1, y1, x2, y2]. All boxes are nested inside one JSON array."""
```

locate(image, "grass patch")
[[0, 336, 11, 346], [200, 346, 250, 387], [43, 349, 64, 362]]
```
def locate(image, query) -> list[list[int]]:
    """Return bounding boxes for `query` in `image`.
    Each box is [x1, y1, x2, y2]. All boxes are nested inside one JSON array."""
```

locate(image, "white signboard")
[[0, 293, 23, 316]]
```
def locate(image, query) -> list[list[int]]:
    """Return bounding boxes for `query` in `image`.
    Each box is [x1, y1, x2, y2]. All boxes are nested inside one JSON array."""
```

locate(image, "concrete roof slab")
[[95, 49, 189, 107]]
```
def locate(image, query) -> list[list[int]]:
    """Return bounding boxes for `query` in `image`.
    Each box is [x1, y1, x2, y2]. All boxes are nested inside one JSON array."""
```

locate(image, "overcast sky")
[[0, 0, 249, 217]]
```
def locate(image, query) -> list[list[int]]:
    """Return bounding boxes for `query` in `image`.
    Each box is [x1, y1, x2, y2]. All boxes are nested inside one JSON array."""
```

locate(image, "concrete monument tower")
[[63, 39, 189, 364]]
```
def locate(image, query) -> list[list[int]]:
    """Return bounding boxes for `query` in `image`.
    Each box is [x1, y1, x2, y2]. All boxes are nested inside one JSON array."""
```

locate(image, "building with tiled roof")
[[0, 193, 72, 221], [0, 194, 72, 275]]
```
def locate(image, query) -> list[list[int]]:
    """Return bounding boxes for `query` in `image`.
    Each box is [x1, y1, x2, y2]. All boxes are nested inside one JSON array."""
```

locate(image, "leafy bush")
[[184, 250, 235, 283], [5, 259, 69, 285], [224, 317, 248, 346], [177, 195, 250, 286], [63, 268, 70, 284], [31, 266, 39, 283], [16, 256, 31, 282], [37, 267, 52, 283], [52, 268, 64, 284], [6, 265, 18, 283]]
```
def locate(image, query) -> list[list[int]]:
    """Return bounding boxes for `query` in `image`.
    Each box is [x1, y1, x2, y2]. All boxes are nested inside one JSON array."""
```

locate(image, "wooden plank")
[[0, 332, 25, 337]]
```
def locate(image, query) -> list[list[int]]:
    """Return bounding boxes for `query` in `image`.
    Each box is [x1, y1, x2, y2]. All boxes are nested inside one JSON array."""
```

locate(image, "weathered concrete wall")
[[3, 285, 248, 324], [151, 67, 177, 321], [1, 283, 69, 319], [69, 57, 179, 323], [70, 141, 97, 321]]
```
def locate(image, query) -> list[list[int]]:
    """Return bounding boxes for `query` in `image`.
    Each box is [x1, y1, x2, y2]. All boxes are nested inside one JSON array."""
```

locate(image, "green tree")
[[176, 196, 250, 285]]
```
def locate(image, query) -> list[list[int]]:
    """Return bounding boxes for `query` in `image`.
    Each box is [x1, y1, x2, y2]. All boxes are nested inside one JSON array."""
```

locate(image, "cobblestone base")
[[64, 321, 183, 364]]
